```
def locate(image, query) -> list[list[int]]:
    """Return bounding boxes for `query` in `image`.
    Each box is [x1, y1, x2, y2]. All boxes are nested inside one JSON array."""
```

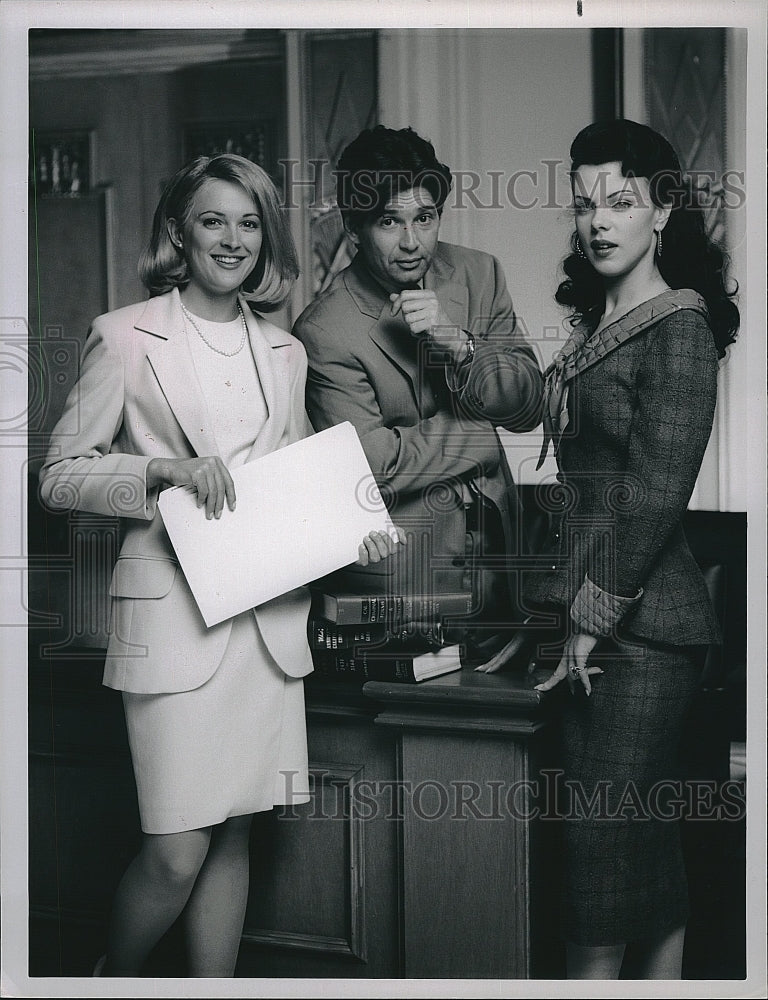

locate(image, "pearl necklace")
[[181, 301, 248, 357]]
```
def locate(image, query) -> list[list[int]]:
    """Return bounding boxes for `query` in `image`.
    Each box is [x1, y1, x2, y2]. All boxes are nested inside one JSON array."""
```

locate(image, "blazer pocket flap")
[[109, 557, 178, 598]]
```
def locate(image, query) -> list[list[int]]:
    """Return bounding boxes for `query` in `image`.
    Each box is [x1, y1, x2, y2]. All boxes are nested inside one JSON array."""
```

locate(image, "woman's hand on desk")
[[355, 526, 407, 566], [475, 616, 545, 674], [534, 631, 602, 697], [474, 630, 530, 674], [148, 456, 236, 520]]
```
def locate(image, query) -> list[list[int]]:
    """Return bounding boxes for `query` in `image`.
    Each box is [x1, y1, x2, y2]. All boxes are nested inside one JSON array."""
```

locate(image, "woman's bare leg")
[[103, 827, 212, 976], [566, 941, 626, 979], [183, 813, 254, 977], [634, 923, 687, 979]]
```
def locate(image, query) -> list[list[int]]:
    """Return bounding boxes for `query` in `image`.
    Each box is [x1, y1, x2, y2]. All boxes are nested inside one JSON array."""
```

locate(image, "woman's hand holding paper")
[[356, 526, 407, 566]]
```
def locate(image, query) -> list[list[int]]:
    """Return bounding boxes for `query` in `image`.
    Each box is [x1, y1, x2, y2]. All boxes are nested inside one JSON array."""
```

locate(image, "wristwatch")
[[460, 331, 476, 366]]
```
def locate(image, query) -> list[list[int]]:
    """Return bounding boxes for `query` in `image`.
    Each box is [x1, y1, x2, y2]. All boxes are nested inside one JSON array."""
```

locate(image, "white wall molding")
[[29, 29, 282, 80]]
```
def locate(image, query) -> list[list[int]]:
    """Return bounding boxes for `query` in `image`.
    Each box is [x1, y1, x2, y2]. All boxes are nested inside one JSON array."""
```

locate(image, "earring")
[[656, 230, 663, 258], [575, 237, 586, 259]]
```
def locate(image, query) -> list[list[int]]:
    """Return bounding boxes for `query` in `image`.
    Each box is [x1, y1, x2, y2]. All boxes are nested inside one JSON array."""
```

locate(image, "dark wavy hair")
[[335, 125, 453, 232], [139, 154, 299, 311], [556, 119, 739, 358]]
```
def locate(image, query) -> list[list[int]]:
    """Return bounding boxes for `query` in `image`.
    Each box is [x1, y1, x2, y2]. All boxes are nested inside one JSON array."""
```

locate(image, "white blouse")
[[183, 310, 269, 468]]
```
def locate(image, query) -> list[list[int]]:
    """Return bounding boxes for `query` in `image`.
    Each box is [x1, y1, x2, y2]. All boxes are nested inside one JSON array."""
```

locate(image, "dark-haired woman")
[[478, 120, 739, 978], [39, 154, 401, 977]]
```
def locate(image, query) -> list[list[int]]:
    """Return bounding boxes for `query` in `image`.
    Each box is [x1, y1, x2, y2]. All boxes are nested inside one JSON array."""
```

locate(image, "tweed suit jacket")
[[292, 242, 544, 597], [39, 288, 315, 694], [525, 289, 721, 645]]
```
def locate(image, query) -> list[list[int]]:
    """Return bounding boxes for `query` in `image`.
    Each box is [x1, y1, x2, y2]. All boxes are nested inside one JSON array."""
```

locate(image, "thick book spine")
[[310, 590, 473, 626], [312, 651, 420, 683], [308, 619, 443, 652]]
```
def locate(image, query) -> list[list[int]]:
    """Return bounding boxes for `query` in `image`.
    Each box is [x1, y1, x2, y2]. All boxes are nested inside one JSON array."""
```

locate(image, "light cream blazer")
[[39, 288, 314, 694]]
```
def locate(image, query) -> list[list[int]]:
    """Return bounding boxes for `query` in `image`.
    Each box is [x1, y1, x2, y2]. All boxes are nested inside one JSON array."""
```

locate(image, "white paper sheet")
[[157, 421, 396, 627]]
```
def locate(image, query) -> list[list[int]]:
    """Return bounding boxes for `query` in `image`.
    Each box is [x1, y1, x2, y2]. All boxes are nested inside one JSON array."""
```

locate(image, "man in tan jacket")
[[293, 126, 543, 664]]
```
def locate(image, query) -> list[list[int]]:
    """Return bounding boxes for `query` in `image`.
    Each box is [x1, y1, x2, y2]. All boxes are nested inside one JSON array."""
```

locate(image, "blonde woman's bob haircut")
[[139, 154, 299, 311]]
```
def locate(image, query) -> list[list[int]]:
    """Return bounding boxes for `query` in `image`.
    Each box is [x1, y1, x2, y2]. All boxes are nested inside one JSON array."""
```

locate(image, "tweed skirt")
[[122, 612, 310, 834], [557, 632, 703, 946]]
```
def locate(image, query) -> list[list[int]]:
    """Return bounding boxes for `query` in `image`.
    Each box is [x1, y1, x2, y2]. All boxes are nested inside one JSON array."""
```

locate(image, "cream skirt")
[[122, 612, 310, 834]]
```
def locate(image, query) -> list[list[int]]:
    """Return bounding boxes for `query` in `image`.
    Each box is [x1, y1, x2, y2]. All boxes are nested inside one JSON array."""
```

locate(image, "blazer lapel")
[[345, 243, 470, 393], [427, 247, 469, 330], [240, 300, 292, 462], [140, 289, 220, 459], [345, 255, 421, 388], [369, 307, 422, 388]]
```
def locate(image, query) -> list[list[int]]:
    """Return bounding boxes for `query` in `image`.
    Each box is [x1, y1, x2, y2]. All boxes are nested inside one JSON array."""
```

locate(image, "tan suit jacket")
[[293, 242, 543, 598], [39, 288, 314, 693]]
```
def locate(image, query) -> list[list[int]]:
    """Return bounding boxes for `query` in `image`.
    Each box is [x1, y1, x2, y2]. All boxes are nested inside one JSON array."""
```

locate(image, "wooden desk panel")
[[366, 669, 562, 979]]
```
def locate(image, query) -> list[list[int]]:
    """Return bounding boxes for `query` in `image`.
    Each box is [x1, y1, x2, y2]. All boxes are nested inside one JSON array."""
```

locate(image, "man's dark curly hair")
[[335, 125, 453, 232]]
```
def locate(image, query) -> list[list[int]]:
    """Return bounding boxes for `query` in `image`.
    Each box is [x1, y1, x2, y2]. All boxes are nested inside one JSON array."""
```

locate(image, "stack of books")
[[307, 583, 474, 683]]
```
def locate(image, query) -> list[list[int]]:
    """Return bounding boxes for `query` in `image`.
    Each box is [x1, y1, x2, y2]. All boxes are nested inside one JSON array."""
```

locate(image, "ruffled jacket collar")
[[537, 288, 709, 470]]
